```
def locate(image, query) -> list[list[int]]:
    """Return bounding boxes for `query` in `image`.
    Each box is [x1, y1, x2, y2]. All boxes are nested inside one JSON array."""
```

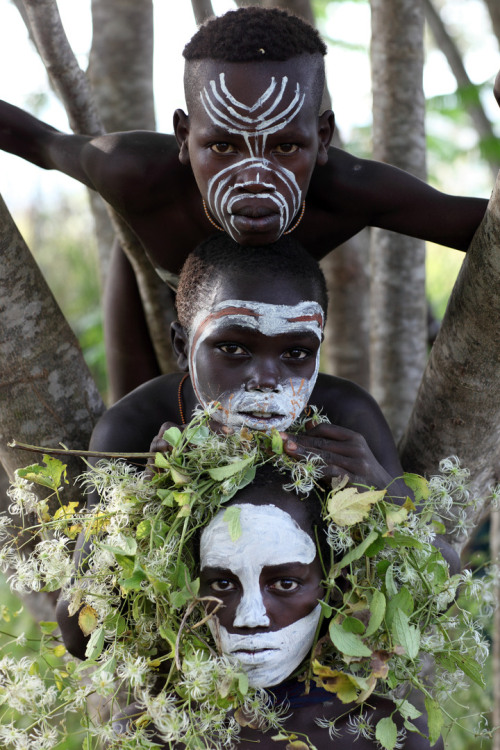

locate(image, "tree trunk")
[[423, 0, 500, 178], [320, 231, 370, 389], [483, 0, 500, 46], [369, 0, 427, 443], [0, 193, 105, 485], [399, 172, 500, 551]]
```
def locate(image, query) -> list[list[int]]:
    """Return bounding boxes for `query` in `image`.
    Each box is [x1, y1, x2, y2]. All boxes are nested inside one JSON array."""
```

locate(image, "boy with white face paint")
[[84, 234, 409, 507], [112, 466, 442, 749], [0, 6, 496, 401]]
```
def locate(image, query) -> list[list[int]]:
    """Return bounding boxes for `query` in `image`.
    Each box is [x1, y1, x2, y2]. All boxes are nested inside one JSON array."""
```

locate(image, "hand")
[[280, 422, 393, 491]]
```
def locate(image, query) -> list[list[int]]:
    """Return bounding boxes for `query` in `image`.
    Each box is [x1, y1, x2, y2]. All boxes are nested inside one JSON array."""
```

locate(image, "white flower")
[[316, 715, 342, 739], [346, 711, 374, 739], [117, 654, 150, 689]]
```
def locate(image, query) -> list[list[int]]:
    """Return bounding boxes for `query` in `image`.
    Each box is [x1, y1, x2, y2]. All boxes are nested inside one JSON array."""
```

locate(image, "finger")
[[208, 420, 234, 435]]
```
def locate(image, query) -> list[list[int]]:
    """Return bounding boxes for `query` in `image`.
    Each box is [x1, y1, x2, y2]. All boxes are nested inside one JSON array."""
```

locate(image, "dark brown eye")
[[270, 579, 299, 592], [275, 143, 299, 154], [218, 343, 247, 355], [210, 579, 237, 592], [210, 143, 236, 154], [283, 348, 309, 359]]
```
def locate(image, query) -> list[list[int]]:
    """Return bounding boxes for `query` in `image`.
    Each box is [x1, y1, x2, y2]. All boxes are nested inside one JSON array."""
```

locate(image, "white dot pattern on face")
[[200, 73, 304, 237]]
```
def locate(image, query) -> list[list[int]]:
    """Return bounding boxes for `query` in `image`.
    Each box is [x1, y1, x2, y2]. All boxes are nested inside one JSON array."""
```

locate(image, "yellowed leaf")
[[312, 661, 360, 703], [78, 604, 99, 636], [327, 487, 386, 527]]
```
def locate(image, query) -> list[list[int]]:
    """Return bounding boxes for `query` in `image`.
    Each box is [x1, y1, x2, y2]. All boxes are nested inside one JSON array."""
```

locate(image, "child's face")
[[184, 272, 324, 431], [200, 498, 323, 688], [177, 57, 332, 246]]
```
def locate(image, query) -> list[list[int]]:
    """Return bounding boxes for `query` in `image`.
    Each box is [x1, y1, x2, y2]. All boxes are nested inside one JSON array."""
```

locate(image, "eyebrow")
[[201, 562, 311, 575]]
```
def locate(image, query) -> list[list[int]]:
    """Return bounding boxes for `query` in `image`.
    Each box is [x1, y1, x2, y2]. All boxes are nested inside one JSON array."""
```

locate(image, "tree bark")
[[399, 172, 500, 550], [320, 230, 370, 389], [483, 0, 500, 46], [20, 0, 177, 380], [369, 0, 427, 443], [191, 0, 215, 25], [0, 193, 105, 485]]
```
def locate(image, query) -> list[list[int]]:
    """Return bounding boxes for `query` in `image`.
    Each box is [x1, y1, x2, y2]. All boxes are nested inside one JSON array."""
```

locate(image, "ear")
[[171, 321, 189, 371], [316, 110, 335, 166], [173, 109, 191, 166]]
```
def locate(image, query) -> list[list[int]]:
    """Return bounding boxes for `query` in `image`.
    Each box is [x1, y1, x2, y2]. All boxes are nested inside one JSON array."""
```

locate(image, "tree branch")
[[423, 0, 500, 177]]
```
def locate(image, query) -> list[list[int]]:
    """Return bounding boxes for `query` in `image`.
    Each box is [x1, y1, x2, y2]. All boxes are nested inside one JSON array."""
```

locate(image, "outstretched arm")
[[0, 100, 93, 184]]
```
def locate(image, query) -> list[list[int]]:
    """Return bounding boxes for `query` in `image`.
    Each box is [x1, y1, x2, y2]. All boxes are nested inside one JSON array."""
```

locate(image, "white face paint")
[[189, 298, 324, 431], [200, 504, 321, 688], [200, 73, 304, 240]]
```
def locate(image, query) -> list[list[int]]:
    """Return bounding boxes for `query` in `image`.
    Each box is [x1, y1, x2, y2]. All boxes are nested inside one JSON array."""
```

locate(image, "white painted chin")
[[211, 605, 322, 688]]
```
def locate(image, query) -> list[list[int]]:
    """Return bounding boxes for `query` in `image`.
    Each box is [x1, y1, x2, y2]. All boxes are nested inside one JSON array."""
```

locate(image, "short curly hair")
[[183, 7, 327, 62], [176, 234, 328, 333]]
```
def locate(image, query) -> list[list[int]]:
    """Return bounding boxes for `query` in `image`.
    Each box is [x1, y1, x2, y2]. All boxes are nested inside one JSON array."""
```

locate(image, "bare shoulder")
[[311, 373, 383, 429], [89, 372, 183, 454], [80, 130, 187, 209]]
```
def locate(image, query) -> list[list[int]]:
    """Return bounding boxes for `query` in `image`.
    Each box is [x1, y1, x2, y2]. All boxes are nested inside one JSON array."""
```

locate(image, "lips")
[[230, 212, 281, 235], [231, 648, 277, 665], [231, 205, 277, 219]]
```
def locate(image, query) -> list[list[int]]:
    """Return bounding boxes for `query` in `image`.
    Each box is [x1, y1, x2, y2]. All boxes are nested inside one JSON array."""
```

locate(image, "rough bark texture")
[[21, 0, 176, 377], [491, 509, 500, 750], [0, 194, 105, 485], [23, 0, 103, 136], [320, 231, 370, 389], [369, 0, 427, 443], [89, 0, 156, 132], [399, 173, 500, 549]]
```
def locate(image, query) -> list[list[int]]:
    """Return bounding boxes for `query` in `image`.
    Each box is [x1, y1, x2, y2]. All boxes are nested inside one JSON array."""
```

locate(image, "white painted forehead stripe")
[[200, 503, 316, 570]]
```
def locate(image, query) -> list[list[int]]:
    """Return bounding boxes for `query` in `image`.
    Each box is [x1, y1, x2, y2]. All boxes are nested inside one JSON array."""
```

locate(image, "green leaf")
[[385, 563, 398, 598], [338, 530, 379, 568], [386, 587, 414, 628], [375, 716, 398, 750], [136, 519, 151, 540], [398, 700, 422, 721], [208, 456, 254, 481], [365, 590, 386, 637], [119, 567, 148, 591], [183, 423, 210, 445], [39, 620, 58, 635], [223, 506, 242, 541], [18, 456, 67, 491], [385, 533, 424, 550], [342, 616, 365, 634], [100, 536, 137, 556], [319, 600, 333, 618], [85, 626, 104, 661], [425, 697, 444, 746], [403, 473, 429, 503], [329, 622, 372, 657], [238, 671, 249, 695], [391, 609, 420, 660], [162, 426, 183, 447], [271, 429, 283, 454]]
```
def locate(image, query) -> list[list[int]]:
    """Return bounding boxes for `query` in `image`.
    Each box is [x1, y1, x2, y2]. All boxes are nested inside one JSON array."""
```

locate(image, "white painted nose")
[[233, 586, 270, 628]]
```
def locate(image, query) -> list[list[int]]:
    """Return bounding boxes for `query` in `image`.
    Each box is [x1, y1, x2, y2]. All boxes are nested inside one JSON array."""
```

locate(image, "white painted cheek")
[[214, 603, 322, 688]]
